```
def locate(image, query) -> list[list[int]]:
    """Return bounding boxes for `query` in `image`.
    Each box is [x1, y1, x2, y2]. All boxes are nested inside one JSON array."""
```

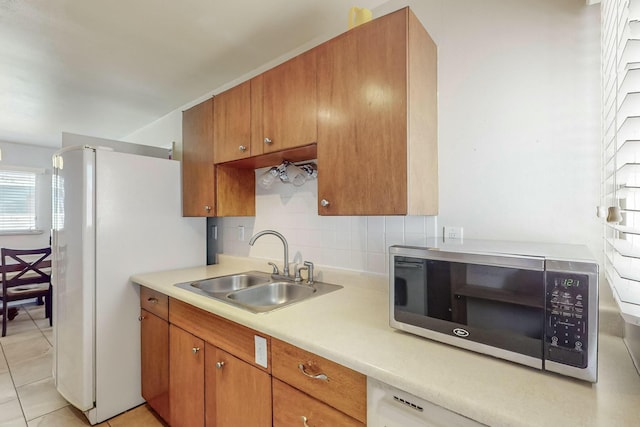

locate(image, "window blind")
[[52, 172, 64, 231], [0, 168, 37, 232], [602, 0, 640, 323]]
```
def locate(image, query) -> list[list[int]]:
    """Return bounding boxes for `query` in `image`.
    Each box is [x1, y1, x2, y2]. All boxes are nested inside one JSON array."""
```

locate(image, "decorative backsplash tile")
[[216, 168, 437, 276]]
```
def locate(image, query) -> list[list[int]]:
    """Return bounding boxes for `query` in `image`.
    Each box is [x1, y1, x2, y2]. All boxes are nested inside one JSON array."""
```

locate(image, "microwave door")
[[393, 258, 452, 322], [394, 260, 427, 315]]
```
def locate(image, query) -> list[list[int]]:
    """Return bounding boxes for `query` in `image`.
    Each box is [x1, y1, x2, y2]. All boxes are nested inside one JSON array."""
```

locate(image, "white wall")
[[0, 140, 56, 249], [218, 169, 438, 275], [125, 110, 183, 154], [125, 0, 601, 277]]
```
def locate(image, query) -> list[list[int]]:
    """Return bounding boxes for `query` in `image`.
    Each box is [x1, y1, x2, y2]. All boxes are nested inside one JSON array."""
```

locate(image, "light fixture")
[[284, 163, 307, 186], [258, 166, 281, 189], [298, 163, 317, 179], [257, 161, 318, 189]]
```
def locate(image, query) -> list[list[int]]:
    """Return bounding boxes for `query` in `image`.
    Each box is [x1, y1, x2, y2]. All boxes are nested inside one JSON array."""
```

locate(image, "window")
[[0, 167, 43, 234], [602, 0, 640, 322]]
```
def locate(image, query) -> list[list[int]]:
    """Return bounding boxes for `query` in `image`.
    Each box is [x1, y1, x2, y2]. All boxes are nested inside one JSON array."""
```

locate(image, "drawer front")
[[169, 298, 270, 372], [140, 287, 169, 320], [273, 378, 364, 427], [271, 338, 366, 423]]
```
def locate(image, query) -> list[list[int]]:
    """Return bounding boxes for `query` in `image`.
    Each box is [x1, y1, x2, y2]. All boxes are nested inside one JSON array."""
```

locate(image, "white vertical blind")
[[0, 168, 38, 232], [602, 0, 640, 323]]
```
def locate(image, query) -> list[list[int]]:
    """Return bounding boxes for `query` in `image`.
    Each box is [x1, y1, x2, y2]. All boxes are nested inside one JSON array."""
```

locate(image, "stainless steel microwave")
[[389, 240, 599, 382]]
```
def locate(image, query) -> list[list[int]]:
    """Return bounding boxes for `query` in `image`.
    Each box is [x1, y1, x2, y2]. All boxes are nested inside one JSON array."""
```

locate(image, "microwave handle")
[[395, 261, 424, 269]]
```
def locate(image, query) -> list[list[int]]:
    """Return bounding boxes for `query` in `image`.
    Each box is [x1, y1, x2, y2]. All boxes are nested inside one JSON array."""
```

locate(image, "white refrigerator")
[[51, 143, 205, 424]]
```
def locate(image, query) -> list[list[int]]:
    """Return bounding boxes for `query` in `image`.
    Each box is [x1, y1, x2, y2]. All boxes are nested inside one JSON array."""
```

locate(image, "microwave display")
[[545, 271, 589, 368], [393, 256, 545, 359]]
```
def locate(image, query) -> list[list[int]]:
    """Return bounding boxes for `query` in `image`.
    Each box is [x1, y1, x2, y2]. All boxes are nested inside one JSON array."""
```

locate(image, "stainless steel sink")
[[188, 272, 271, 294], [226, 282, 316, 312], [174, 271, 342, 313]]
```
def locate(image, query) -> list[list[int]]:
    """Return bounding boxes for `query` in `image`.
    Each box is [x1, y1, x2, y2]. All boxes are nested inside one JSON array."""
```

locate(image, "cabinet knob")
[[216, 361, 225, 369], [320, 199, 330, 207], [264, 137, 272, 145], [192, 347, 200, 354], [147, 297, 158, 304], [239, 145, 247, 152], [138, 315, 145, 321], [301, 415, 310, 427], [204, 205, 212, 213]]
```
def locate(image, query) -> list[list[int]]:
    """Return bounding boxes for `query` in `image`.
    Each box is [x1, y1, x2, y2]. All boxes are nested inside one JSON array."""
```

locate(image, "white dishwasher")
[[367, 378, 485, 427]]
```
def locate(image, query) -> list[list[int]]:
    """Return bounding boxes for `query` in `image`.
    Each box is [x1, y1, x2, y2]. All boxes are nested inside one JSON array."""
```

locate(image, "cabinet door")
[[205, 344, 272, 427], [213, 81, 252, 163], [262, 50, 317, 152], [271, 338, 366, 423], [170, 325, 205, 427], [140, 309, 169, 423], [317, 11, 408, 215], [273, 379, 364, 427], [182, 98, 215, 217]]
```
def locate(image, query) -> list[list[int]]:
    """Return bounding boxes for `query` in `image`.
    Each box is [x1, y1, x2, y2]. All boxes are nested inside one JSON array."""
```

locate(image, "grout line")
[[23, 303, 51, 344], [0, 310, 33, 427]]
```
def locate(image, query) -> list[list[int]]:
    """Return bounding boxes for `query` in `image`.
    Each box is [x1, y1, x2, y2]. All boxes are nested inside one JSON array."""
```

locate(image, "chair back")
[[1, 247, 52, 290]]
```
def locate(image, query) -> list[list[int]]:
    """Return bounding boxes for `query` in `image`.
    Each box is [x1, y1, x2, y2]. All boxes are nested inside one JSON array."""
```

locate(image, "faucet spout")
[[248, 230, 290, 277]]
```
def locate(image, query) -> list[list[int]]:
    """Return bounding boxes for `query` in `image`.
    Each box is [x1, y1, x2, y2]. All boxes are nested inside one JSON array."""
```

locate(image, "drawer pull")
[[301, 415, 310, 427], [147, 297, 158, 304], [298, 363, 329, 381]]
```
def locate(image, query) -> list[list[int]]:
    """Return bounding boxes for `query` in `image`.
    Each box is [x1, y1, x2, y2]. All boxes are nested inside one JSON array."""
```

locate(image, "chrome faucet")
[[248, 230, 290, 278]]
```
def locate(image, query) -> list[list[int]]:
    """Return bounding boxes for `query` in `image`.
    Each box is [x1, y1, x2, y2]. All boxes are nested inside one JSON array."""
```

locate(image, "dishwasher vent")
[[393, 395, 424, 412]]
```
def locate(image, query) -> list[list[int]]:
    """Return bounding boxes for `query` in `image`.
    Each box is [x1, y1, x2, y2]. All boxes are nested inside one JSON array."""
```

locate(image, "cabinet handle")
[[204, 205, 212, 213], [216, 361, 225, 369], [298, 363, 329, 381], [320, 199, 330, 207], [147, 297, 158, 304], [192, 347, 200, 354], [138, 315, 145, 321], [239, 145, 247, 152], [264, 137, 272, 145], [301, 415, 310, 427]]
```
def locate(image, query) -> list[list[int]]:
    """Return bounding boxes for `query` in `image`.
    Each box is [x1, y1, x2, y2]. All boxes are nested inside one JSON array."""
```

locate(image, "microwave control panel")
[[544, 272, 589, 368]]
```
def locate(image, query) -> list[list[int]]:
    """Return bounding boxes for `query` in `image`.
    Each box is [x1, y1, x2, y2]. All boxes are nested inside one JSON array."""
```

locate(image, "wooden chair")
[[0, 247, 52, 337]]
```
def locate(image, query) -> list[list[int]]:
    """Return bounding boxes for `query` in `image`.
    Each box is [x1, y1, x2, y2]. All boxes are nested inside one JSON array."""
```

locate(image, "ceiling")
[[0, 0, 389, 148]]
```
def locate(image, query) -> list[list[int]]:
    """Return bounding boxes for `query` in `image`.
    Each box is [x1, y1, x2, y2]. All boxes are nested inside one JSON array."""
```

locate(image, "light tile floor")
[[0, 303, 165, 427]]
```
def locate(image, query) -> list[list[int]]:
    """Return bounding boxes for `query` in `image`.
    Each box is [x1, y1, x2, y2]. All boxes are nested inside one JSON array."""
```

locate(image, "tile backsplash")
[[215, 166, 437, 275]]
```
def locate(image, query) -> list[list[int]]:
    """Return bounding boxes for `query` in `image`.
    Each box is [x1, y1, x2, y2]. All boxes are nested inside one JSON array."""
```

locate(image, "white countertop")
[[131, 255, 640, 427]]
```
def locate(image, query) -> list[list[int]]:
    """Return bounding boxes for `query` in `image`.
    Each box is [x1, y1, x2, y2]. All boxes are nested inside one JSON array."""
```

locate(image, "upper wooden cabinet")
[[182, 7, 437, 217], [260, 50, 317, 153], [182, 98, 215, 217], [316, 8, 438, 215], [183, 96, 254, 217], [213, 80, 252, 163]]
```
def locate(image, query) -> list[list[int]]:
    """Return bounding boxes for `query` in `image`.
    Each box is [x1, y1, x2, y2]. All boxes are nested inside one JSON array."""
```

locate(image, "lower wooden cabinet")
[[205, 344, 272, 427], [169, 325, 205, 427], [140, 289, 367, 427], [271, 338, 367, 424], [140, 309, 170, 424], [273, 379, 364, 427]]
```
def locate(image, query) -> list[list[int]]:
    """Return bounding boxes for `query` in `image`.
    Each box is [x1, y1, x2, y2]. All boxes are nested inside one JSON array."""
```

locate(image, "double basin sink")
[[175, 271, 342, 313]]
